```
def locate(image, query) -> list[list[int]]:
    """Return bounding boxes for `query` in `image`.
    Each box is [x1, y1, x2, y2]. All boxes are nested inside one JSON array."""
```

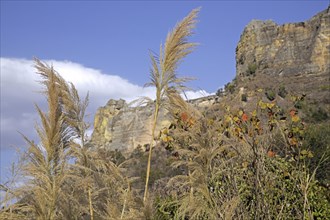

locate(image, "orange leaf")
[[242, 113, 248, 122], [181, 112, 188, 122], [289, 109, 296, 117], [267, 150, 276, 158]]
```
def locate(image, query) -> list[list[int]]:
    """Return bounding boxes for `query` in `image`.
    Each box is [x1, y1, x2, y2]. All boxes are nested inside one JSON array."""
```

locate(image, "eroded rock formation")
[[91, 99, 172, 152], [235, 7, 329, 104], [236, 7, 329, 77]]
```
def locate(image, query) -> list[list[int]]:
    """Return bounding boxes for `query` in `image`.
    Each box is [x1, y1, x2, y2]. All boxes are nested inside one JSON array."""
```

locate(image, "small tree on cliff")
[[143, 8, 200, 203]]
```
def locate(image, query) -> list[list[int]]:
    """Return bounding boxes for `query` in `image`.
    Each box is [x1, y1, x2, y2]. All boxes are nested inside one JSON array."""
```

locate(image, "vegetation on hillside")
[[1, 8, 329, 219]]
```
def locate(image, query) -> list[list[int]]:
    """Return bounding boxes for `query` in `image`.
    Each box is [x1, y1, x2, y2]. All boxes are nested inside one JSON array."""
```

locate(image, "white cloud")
[[0, 57, 211, 152], [0, 57, 212, 184], [46, 59, 156, 103], [183, 90, 214, 100]]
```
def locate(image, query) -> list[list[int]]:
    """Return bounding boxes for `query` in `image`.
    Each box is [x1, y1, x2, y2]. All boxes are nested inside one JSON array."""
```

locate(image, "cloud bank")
[[1, 57, 211, 152]]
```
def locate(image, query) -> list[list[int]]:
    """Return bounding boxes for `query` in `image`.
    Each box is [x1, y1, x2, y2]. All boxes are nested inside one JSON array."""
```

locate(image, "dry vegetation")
[[1, 8, 329, 220]]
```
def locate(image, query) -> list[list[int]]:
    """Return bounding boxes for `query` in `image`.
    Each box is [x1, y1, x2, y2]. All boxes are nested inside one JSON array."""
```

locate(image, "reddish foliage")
[[289, 109, 296, 117], [267, 150, 276, 158], [242, 113, 248, 122], [181, 112, 189, 122]]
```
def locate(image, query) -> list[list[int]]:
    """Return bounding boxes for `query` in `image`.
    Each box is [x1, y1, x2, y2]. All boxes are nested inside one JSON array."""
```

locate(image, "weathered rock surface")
[[236, 7, 329, 78], [91, 99, 169, 151], [235, 7, 329, 104]]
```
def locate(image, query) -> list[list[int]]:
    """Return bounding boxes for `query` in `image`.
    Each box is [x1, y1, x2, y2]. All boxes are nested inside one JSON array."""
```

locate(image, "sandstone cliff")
[[235, 7, 329, 103], [236, 7, 329, 77], [91, 99, 170, 151], [91, 8, 329, 152]]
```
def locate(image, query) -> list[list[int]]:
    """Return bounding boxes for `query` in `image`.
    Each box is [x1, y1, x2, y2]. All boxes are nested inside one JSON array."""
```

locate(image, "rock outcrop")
[[91, 8, 330, 152], [236, 7, 329, 78], [91, 96, 217, 152], [91, 99, 171, 151], [235, 7, 329, 104]]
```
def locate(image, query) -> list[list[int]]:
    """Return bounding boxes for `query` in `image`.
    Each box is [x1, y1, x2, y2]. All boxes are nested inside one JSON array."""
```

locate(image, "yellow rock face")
[[90, 98, 174, 152], [236, 8, 329, 78]]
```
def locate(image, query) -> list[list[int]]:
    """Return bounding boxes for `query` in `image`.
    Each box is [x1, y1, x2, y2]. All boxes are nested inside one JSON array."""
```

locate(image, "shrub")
[[265, 88, 276, 101], [294, 100, 304, 109], [292, 94, 306, 109], [160, 98, 330, 219], [247, 63, 257, 76], [303, 123, 330, 187], [312, 108, 328, 121], [216, 88, 224, 96], [278, 85, 288, 98], [225, 82, 236, 94], [241, 93, 247, 102]]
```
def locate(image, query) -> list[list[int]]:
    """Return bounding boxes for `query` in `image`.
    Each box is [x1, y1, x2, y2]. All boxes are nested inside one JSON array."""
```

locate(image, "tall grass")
[[19, 59, 72, 219], [143, 7, 200, 203], [0, 59, 138, 219]]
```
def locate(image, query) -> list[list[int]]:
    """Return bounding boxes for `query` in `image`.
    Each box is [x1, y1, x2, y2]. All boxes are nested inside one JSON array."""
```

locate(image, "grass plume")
[[143, 7, 200, 203], [18, 59, 72, 219]]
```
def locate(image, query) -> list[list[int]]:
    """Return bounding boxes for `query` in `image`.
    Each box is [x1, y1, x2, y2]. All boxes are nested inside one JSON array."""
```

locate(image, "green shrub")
[[320, 85, 330, 91], [292, 94, 306, 109], [303, 123, 330, 188], [225, 82, 236, 94], [154, 196, 179, 220], [278, 85, 288, 98], [247, 63, 257, 76], [265, 88, 276, 101], [241, 94, 247, 102], [294, 100, 304, 109], [163, 100, 330, 219], [312, 108, 328, 121]]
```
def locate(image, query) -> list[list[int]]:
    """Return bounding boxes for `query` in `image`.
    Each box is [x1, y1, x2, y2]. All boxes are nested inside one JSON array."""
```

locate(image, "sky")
[[1, 1, 329, 185]]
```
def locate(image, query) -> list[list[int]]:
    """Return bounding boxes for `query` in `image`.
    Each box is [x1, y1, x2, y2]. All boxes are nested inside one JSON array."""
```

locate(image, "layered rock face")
[[235, 7, 330, 105], [236, 7, 329, 78], [91, 99, 171, 151]]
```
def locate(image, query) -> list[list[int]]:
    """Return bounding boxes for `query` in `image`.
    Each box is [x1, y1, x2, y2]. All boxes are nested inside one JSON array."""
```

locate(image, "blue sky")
[[1, 1, 329, 185], [2, 1, 328, 91]]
